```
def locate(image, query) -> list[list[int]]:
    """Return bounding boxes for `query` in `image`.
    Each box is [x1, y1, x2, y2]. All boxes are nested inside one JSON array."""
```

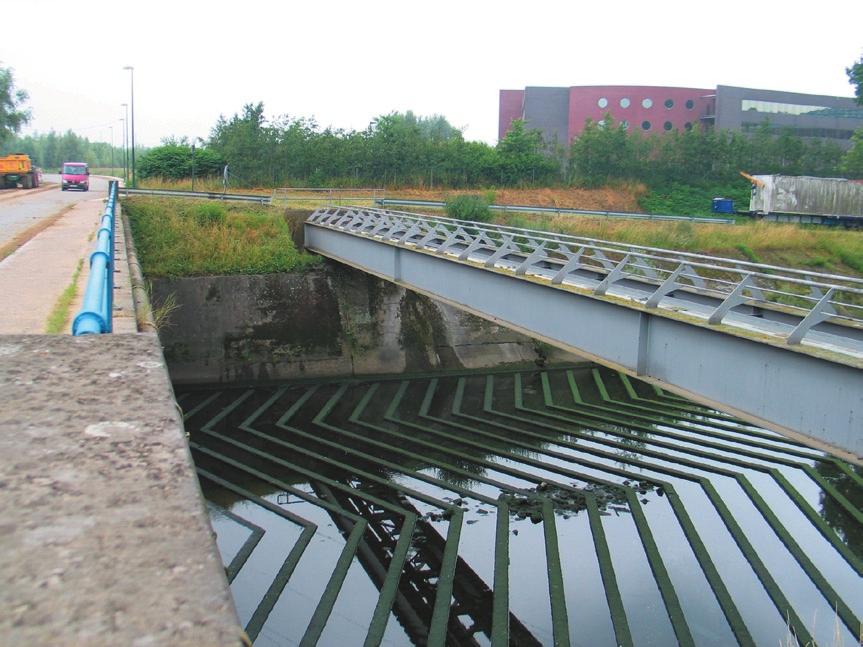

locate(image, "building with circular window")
[[498, 84, 863, 149]]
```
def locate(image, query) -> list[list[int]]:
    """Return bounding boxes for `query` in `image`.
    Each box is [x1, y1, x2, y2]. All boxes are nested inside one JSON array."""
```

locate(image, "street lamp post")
[[121, 103, 129, 183], [122, 66, 135, 187], [108, 125, 114, 178], [119, 117, 126, 183]]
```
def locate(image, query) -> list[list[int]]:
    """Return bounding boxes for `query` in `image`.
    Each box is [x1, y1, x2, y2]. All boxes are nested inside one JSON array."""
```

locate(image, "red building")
[[499, 85, 715, 144], [499, 84, 863, 149]]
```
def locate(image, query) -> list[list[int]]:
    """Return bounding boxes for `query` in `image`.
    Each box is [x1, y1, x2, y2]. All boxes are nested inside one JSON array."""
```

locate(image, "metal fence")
[[73, 181, 118, 335], [308, 206, 863, 347], [119, 187, 271, 204], [272, 187, 386, 206], [375, 198, 736, 225]]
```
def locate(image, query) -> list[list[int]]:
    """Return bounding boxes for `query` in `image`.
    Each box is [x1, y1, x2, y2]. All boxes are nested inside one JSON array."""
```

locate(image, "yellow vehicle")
[[0, 154, 41, 189]]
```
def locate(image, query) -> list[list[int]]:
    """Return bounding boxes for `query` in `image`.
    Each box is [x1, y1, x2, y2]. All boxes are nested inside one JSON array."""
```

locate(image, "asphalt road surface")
[[0, 174, 111, 249]]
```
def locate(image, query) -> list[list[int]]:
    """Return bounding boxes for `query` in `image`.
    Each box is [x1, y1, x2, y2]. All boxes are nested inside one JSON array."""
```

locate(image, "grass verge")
[[45, 258, 83, 334], [124, 197, 321, 277], [496, 213, 863, 277]]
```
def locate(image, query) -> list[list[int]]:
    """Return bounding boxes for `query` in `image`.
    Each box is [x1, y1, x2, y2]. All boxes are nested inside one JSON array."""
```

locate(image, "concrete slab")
[[0, 333, 243, 646]]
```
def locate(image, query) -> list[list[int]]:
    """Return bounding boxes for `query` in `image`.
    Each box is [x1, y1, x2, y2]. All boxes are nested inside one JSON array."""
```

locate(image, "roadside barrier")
[[72, 181, 117, 335]]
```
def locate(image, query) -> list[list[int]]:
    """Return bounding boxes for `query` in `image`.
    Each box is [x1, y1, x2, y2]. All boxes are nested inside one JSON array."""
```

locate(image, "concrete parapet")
[[0, 333, 243, 646]]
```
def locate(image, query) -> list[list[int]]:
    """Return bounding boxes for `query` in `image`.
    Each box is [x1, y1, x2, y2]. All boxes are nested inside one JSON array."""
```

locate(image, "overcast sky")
[[2, 0, 861, 147]]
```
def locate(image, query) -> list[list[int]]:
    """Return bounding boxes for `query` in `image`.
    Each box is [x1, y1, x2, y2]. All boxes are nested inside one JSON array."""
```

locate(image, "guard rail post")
[[72, 180, 117, 335]]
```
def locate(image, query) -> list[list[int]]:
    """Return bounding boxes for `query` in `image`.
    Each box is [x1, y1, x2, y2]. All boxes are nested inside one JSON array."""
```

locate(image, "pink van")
[[61, 162, 89, 191]]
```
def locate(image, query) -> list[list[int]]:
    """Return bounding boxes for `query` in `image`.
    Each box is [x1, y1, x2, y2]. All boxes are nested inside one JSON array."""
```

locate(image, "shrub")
[[445, 194, 492, 222]]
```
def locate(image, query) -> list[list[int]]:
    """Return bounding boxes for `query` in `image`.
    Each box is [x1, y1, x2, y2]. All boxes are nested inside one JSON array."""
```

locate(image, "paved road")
[[0, 174, 111, 248]]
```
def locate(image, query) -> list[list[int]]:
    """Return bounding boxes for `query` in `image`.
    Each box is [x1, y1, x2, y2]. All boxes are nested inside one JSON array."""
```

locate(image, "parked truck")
[[0, 154, 41, 189], [741, 173, 863, 226]]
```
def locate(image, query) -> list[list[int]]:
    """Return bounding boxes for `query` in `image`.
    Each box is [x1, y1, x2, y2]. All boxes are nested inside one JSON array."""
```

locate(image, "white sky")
[[2, 0, 861, 147]]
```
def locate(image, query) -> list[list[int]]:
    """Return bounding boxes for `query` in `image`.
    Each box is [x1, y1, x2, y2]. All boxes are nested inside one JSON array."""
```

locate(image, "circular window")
[[685, 99, 695, 110], [664, 121, 673, 131], [620, 97, 630, 108], [684, 122, 693, 131], [620, 120, 629, 130], [642, 98, 653, 109], [598, 97, 608, 108], [641, 120, 651, 131], [664, 99, 674, 109]]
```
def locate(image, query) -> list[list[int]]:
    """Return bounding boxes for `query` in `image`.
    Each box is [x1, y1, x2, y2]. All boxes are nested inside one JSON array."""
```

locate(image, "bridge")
[[305, 206, 863, 460]]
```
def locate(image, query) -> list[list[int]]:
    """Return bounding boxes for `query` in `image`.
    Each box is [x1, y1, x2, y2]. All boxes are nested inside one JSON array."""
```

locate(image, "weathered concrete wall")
[[0, 334, 243, 646], [153, 263, 579, 384]]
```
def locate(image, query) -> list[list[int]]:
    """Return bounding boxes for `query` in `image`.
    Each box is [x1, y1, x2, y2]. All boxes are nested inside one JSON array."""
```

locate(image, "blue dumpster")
[[712, 198, 734, 214]]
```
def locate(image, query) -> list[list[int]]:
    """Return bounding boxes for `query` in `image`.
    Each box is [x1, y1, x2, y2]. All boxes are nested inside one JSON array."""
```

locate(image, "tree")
[[0, 64, 30, 147], [840, 55, 863, 178], [839, 129, 863, 178], [847, 54, 863, 105], [569, 114, 635, 186], [497, 120, 557, 185]]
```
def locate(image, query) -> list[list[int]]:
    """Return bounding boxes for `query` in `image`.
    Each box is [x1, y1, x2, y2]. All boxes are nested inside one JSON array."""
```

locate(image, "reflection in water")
[[178, 365, 863, 647], [815, 460, 863, 558]]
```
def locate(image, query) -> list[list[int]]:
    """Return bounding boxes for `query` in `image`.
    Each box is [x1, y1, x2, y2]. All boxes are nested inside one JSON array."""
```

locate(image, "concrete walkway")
[[0, 197, 102, 334]]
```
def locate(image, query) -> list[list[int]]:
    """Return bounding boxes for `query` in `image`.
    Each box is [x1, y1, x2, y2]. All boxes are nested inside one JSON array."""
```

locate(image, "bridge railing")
[[73, 181, 118, 335], [308, 206, 863, 346]]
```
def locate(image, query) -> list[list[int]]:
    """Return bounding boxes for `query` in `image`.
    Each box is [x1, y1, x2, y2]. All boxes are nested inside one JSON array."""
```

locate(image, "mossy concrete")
[[153, 262, 579, 384]]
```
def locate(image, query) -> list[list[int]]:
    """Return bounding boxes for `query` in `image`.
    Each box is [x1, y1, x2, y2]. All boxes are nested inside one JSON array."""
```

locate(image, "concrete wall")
[[152, 263, 578, 384]]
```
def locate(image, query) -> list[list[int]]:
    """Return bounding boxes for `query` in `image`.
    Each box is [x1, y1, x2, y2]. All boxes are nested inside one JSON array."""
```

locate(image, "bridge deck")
[[305, 208, 863, 461]]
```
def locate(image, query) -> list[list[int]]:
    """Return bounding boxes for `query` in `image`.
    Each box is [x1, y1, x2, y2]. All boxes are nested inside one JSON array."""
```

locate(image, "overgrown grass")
[[638, 182, 752, 219], [140, 176, 268, 194], [124, 197, 321, 277], [45, 259, 83, 334], [497, 214, 863, 277]]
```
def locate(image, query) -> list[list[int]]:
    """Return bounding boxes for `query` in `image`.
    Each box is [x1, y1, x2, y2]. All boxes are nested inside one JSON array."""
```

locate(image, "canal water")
[[176, 365, 863, 647]]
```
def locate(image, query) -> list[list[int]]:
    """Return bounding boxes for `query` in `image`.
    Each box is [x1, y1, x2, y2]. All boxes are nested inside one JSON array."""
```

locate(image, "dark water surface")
[[177, 365, 863, 646]]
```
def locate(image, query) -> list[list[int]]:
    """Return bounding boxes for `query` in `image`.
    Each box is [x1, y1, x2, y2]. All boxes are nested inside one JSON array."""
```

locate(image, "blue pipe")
[[73, 181, 117, 335]]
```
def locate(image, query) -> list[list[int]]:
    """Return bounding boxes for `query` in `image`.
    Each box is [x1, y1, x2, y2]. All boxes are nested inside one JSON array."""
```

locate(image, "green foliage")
[[496, 120, 558, 185], [638, 182, 751, 217], [138, 142, 224, 179], [124, 197, 321, 277], [839, 129, 863, 178], [847, 55, 863, 105], [0, 64, 30, 147], [445, 194, 492, 222], [569, 114, 634, 187], [1, 130, 130, 169]]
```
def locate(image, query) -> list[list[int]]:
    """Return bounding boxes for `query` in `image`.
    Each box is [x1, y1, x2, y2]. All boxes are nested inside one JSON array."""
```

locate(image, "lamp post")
[[122, 66, 135, 187], [121, 103, 129, 184], [108, 125, 114, 178]]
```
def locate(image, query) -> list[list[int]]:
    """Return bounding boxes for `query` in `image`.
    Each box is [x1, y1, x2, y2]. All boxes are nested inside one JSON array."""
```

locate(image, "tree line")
[[0, 129, 129, 170], [133, 101, 861, 189]]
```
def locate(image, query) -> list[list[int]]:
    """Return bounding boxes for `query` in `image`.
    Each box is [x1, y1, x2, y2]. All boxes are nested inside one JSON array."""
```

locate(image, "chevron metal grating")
[[177, 365, 863, 647]]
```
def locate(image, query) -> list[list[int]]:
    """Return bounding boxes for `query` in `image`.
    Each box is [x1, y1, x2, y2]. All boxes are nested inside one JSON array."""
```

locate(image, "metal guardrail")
[[272, 187, 385, 205], [73, 181, 118, 335], [375, 198, 737, 225], [308, 206, 863, 346], [119, 187, 271, 204]]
